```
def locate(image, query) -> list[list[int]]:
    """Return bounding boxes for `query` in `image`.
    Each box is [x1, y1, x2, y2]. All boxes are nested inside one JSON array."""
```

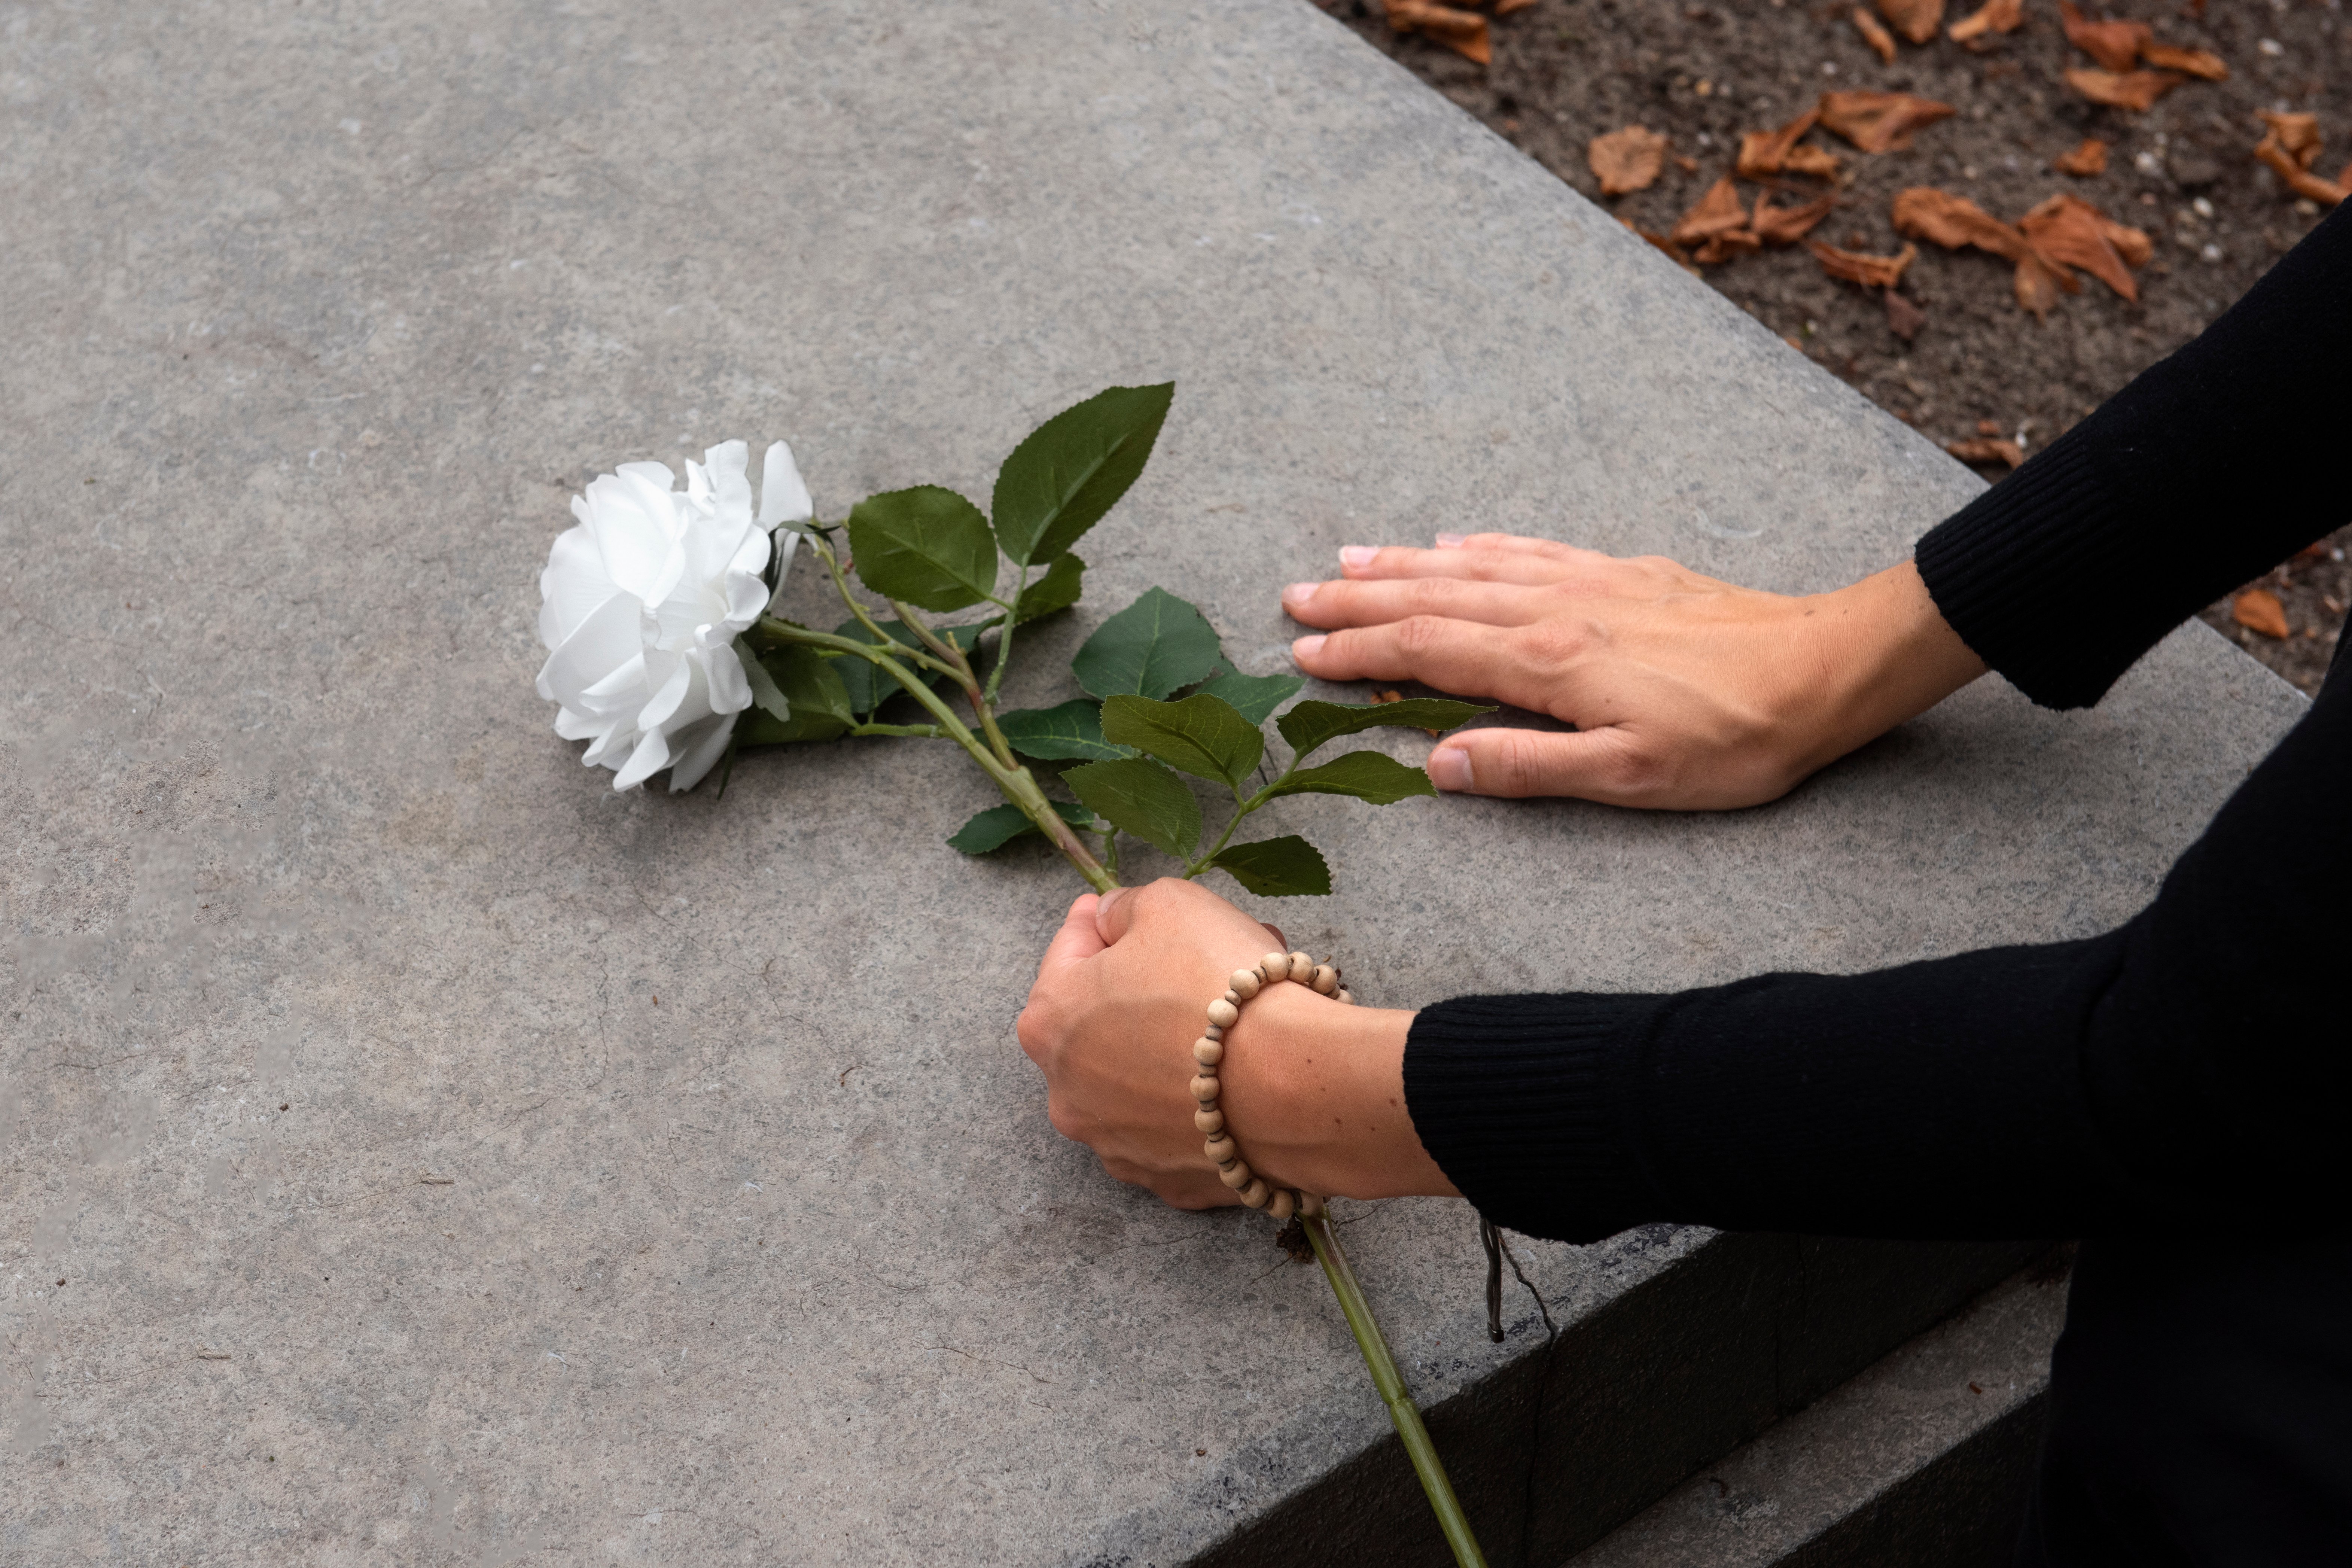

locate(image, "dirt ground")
[[1319, 0, 2349, 693]]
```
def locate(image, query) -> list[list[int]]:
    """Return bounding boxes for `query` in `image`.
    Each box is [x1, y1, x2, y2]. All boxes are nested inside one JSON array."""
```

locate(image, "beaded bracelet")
[[1190, 949, 1354, 1223]]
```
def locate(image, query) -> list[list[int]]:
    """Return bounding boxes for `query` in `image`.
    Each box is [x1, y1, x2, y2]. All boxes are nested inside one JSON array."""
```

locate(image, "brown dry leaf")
[[2057, 1, 2150, 70], [2013, 251, 2069, 319], [1622, 216, 1699, 270], [1693, 229, 1764, 265], [2094, 210, 2153, 267], [2254, 113, 2351, 205], [1384, 0, 1492, 64], [1948, 0, 2025, 43], [2259, 112, 2323, 170], [1818, 91, 1957, 153], [2053, 137, 2110, 176], [1853, 6, 1899, 62], [2020, 193, 2139, 300], [1753, 191, 1838, 245], [2065, 67, 2184, 111], [1783, 144, 1844, 178], [1886, 290, 1926, 340], [1496, 0, 1541, 13], [1672, 177, 1751, 246], [1810, 239, 1919, 288], [1946, 437, 2026, 468], [1892, 186, 2032, 259], [1372, 689, 1407, 704], [1877, 0, 1946, 45], [2233, 588, 2291, 640], [1589, 127, 1670, 197], [2141, 41, 2227, 79], [1737, 108, 1821, 177]]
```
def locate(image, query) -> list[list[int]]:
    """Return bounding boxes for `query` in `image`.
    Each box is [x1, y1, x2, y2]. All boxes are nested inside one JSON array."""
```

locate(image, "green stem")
[[1303, 1212, 1488, 1568], [851, 722, 949, 739], [752, 616, 1116, 892], [891, 598, 1023, 773], [984, 566, 1028, 706], [808, 534, 959, 681]]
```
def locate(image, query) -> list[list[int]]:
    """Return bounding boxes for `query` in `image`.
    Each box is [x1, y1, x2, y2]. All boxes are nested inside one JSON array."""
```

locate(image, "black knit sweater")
[[1404, 202, 2351, 1245]]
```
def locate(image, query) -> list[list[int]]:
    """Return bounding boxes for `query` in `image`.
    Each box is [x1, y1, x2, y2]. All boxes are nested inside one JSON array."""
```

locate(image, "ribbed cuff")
[[1403, 992, 1666, 1243], [1915, 433, 2137, 712]]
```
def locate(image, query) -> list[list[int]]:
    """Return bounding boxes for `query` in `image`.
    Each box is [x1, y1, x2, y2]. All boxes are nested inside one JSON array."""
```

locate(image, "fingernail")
[[1337, 545, 1375, 570], [1426, 746, 1473, 792], [1282, 581, 1317, 609], [1291, 634, 1326, 662], [1434, 532, 1465, 548]]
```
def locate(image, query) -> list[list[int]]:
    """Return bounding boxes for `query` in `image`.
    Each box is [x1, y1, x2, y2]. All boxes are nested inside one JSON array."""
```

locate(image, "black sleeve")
[[1403, 653, 2349, 1244], [1914, 202, 2352, 710]]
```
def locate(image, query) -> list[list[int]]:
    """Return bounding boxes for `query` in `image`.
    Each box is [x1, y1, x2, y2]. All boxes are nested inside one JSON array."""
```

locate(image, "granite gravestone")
[[0, 0, 2304, 1562]]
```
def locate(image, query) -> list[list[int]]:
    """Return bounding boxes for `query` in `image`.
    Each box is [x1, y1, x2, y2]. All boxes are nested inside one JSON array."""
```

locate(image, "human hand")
[[1016, 879, 1451, 1208], [1283, 535, 1986, 810]]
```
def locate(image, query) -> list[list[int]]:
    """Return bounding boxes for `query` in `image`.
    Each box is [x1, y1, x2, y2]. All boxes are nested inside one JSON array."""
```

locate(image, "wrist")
[[1219, 983, 1455, 1201], [1793, 560, 1987, 772]]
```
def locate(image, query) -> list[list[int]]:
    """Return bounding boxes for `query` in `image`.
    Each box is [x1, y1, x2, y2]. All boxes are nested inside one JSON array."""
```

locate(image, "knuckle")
[[1511, 619, 1585, 668], [1392, 614, 1451, 660]]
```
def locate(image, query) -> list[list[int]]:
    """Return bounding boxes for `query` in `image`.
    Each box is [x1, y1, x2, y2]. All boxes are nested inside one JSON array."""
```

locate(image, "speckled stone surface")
[[0, 1, 2306, 1564]]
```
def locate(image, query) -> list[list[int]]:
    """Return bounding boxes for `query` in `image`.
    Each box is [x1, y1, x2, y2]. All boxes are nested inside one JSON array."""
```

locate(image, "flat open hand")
[[1282, 534, 1986, 810]]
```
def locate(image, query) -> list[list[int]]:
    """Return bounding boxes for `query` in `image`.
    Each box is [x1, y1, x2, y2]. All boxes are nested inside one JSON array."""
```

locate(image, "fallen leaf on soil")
[[2254, 113, 2351, 205], [2233, 588, 2290, 639], [1810, 239, 1918, 288], [1886, 289, 1926, 339], [1876, 0, 1945, 45], [2053, 138, 2110, 176], [2140, 42, 2227, 79], [1737, 107, 1821, 177], [1495, 0, 1540, 13], [2093, 209, 2153, 267], [1589, 126, 1670, 196], [1384, 0, 1491, 64], [1853, 6, 1899, 62], [1783, 144, 1844, 178], [1946, 436, 2025, 467], [1693, 228, 1764, 265], [1753, 191, 1838, 244], [2013, 251, 2069, 319], [1672, 177, 1751, 246], [2064, 67, 2184, 112], [1948, 0, 2025, 43], [2020, 193, 2141, 300], [1621, 215, 1697, 270], [2057, 1, 2150, 71], [1892, 186, 2030, 259], [1818, 91, 1956, 153]]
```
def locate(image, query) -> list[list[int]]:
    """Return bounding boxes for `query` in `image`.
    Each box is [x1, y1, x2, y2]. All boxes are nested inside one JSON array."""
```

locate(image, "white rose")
[[536, 440, 812, 791]]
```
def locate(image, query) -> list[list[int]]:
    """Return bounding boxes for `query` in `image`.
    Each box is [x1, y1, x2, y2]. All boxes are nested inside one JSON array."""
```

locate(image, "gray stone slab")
[[0, 1, 2303, 1564], [1566, 1261, 2067, 1568]]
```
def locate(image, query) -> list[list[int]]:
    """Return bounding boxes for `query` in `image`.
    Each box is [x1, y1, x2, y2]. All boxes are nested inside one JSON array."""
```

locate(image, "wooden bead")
[[1204, 1134, 1237, 1164], [1310, 965, 1338, 996], [1286, 952, 1313, 983], [1218, 1159, 1252, 1190], [1299, 1191, 1325, 1218], [1194, 1106, 1225, 1134], [1260, 952, 1291, 983], [1335, 989, 1355, 1006], [1190, 1074, 1222, 1103], [1239, 1178, 1270, 1209], [1193, 1038, 1224, 1067], [1206, 999, 1239, 1029], [1267, 1188, 1297, 1221], [1204, 1024, 1224, 1041], [1229, 969, 1262, 1001]]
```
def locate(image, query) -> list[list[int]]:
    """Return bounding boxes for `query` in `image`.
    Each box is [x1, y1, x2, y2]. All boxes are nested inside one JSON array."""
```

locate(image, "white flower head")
[[536, 440, 812, 791]]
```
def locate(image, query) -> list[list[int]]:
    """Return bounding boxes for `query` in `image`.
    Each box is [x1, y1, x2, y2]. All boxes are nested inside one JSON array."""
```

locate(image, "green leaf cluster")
[[732, 379, 1494, 895]]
